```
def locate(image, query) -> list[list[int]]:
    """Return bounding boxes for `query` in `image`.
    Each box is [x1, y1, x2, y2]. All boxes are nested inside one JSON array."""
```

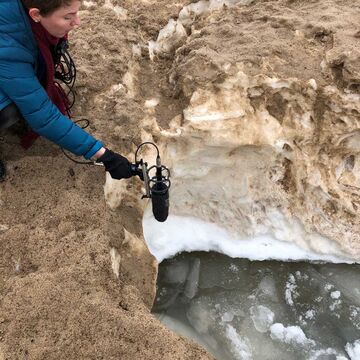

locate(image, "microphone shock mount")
[[133, 142, 171, 222]]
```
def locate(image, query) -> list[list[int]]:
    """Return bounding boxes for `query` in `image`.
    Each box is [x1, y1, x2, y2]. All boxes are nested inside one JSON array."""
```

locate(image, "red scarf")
[[21, 18, 70, 149], [30, 19, 70, 115]]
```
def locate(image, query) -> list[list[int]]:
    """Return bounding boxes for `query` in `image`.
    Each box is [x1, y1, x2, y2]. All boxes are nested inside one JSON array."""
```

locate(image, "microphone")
[[133, 142, 171, 223], [150, 155, 170, 222]]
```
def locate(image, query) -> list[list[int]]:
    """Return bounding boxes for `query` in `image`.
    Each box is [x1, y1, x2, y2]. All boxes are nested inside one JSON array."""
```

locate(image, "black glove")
[[96, 149, 132, 180], [130, 163, 144, 181]]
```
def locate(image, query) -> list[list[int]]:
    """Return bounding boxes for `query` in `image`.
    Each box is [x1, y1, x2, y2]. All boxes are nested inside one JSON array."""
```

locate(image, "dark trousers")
[[0, 104, 21, 177], [0, 103, 23, 130]]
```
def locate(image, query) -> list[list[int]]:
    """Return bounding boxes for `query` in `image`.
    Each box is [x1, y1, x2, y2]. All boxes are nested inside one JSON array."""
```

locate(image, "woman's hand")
[[96, 148, 132, 180]]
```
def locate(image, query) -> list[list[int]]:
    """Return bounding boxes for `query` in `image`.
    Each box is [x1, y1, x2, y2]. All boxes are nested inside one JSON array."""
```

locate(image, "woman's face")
[[31, 1, 81, 38]]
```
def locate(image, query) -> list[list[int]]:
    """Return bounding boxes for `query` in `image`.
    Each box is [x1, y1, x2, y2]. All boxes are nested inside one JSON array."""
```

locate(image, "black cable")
[[135, 141, 160, 163], [53, 45, 160, 171], [53, 39, 77, 117], [52, 41, 93, 165]]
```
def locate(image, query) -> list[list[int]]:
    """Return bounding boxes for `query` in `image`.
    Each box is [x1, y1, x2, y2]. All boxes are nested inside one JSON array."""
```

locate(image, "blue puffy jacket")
[[0, 0, 103, 159]]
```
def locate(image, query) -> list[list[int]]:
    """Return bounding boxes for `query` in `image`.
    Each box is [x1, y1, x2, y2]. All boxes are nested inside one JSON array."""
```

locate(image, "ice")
[[308, 348, 349, 360], [221, 311, 234, 322], [256, 275, 278, 302], [225, 325, 252, 360], [154, 252, 360, 360], [198, 257, 252, 290], [163, 259, 189, 284], [305, 310, 315, 320], [154, 313, 216, 355], [186, 293, 288, 360], [229, 264, 239, 273], [153, 257, 192, 311], [345, 339, 360, 360], [317, 264, 360, 306], [184, 258, 201, 299], [250, 305, 274, 333], [269, 323, 315, 348], [285, 274, 298, 307]]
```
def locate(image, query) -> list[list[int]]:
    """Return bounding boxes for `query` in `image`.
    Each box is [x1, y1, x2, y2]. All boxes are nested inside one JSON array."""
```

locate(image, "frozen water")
[[184, 258, 200, 299], [250, 305, 274, 333], [225, 325, 252, 360], [345, 339, 360, 360], [153, 252, 360, 360], [269, 323, 315, 348]]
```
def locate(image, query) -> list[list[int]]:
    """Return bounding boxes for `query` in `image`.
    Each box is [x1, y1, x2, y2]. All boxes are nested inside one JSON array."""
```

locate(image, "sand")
[[0, 0, 359, 358]]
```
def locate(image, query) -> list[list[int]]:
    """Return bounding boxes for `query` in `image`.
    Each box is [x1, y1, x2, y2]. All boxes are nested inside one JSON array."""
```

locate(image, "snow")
[[225, 325, 252, 360], [331, 291, 341, 299], [308, 348, 347, 360], [329, 300, 342, 312], [325, 283, 334, 291], [229, 263, 239, 272], [143, 213, 355, 263], [285, 274, 298, 307], [345, 339, 360, 360], [269, 323, 315, 347], [305, 310, 315, 320]]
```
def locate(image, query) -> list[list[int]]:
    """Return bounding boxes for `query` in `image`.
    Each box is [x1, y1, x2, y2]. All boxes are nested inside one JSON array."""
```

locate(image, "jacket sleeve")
[[0, 49, 103, 159]]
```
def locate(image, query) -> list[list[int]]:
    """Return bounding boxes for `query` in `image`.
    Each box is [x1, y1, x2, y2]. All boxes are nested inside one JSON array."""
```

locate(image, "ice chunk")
[[225, 325, 252, 360], [308, 348, 348, 360], [257, 275, 278, 302], [305, 309, 316, 320], [187, 298, 214, 334], [163, 259, 189, 284], [184, 258, 201, 299], [331, 290, 341, 299], [270, 323, 315, 348], [250, 305, 274, 333], [155, 313, 213, 351], [345, 339, 360, 360], [221, 311, 234, 323], [285, 274, 298, 306]]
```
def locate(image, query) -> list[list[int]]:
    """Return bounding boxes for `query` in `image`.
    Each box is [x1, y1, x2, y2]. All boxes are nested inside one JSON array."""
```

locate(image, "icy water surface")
[[153, 252, 360, 360]]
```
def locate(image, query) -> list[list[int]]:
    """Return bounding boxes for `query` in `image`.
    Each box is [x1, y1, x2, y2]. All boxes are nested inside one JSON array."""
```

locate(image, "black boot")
[[0, 159, 5, 181]]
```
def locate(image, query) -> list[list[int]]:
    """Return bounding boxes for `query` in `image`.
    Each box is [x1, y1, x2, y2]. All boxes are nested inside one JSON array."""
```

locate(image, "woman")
[[0, 0, 135, 181]]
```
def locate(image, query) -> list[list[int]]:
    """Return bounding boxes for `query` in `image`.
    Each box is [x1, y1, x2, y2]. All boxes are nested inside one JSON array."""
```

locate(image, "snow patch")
[[345, 339, 360, 360], [225, 325, 252, 360], [331, 290, 341, 299], [269, 323, 315, 347], [285, 274, 298, 307], [143, 214, 355, 263]]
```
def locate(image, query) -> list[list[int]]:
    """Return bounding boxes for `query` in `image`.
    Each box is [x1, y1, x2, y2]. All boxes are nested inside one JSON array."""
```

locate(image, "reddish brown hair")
[[22, 0, 77, 15]]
